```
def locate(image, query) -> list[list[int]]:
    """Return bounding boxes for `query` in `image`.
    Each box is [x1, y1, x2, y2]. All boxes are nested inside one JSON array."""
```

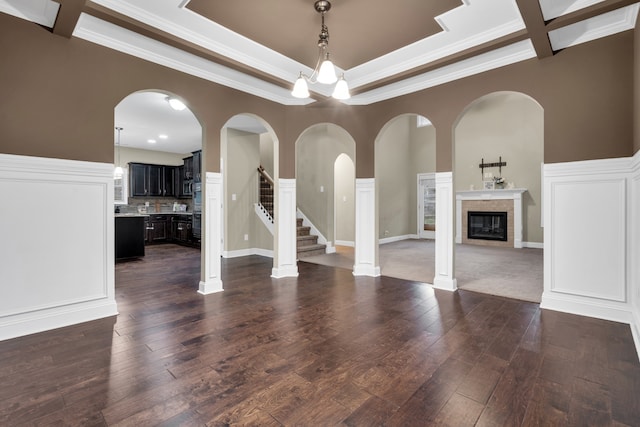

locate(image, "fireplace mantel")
[[456, 189, 527, 248]]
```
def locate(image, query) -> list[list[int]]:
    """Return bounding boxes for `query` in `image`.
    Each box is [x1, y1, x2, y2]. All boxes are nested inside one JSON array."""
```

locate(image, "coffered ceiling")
[[1, 0, 639, 107]]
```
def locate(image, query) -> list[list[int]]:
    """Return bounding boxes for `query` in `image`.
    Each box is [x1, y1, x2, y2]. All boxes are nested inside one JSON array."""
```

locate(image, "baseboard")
[[353, 264, 380, 277], [271, 265, 299, 278], [433, 277, 458, 292], [335, 240, 354, 247], [523, 241, 544, 249], [223, 248, 274, 258], [379, 234, 419, 245], [198, 279, 223, 295], [540, 291, 633, 325], [632, 308, 640, 362], [0, 300, 118, 342]]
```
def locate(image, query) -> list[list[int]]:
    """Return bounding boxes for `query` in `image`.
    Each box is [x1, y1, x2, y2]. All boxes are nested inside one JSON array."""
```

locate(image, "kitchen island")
[[115, 214, 147, 260]]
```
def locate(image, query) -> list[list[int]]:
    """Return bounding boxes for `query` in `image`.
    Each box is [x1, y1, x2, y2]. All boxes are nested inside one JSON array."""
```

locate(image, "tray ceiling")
[[1, 0, 638, 107]]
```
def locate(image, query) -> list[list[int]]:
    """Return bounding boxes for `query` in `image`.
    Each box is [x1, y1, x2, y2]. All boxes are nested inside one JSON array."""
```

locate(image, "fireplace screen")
[[468, 211, 507, 242]]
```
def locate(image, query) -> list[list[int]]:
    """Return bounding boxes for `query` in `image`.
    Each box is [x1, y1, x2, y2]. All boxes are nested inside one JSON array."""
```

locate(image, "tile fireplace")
[[456, 188, 526, 248], [468, 211, 508, 241]]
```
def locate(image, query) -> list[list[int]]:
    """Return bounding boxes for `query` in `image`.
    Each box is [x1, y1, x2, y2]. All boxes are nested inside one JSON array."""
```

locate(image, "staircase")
[[257, 166, 274, 222], [297, 218, 326, 258]]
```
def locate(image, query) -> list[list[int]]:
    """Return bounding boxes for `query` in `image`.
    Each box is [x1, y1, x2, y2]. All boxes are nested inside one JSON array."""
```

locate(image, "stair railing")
[[257, 165, 274, 223]]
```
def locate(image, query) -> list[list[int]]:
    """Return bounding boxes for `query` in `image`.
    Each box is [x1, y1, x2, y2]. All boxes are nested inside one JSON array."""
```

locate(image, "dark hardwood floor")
[[1, 244, 639, 426]]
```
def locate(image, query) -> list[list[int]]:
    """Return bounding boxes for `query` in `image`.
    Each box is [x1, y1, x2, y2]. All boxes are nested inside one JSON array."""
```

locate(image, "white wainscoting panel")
[[199, 172, 223, 295], [0, 154, 118, 340], [631, 152, 640, 357], [542, 158, 631, 323], [354, 178, 380, 276], [433, 172, 457, 291], [272, 179, 298, 278]]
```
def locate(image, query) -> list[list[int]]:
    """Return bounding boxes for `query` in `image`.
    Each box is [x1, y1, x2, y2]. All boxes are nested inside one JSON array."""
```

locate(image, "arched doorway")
[[294, 123, 356, 268], [220, 114, 279, 271], [114, 90, 203, 288], [453, 91, 544, 302], [374, 114, 436, 283]]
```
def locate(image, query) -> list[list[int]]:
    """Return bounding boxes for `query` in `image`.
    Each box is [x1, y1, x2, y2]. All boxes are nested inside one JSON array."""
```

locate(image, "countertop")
[[115, 212, 193, 217]]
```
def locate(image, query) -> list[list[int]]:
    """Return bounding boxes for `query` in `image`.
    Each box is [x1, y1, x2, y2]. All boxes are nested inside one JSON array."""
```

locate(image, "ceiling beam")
[[546, 0, 638, 31], [349, 29, 530, 96], [515, 0, 553, 58], [52, 0, 86, 38], [82, 3, 319, 99]]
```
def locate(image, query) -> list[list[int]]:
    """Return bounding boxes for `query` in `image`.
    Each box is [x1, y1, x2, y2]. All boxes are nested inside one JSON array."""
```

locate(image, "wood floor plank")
[[0, 244, 638, 425]]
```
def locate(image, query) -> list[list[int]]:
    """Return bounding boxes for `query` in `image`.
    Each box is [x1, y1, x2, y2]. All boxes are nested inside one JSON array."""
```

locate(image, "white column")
[[513, 192, 524, 248], [433, 172, 457, 291], [272, 179, 299, 278], [353, 178, 380, 276], [199, 172, 223, 295]]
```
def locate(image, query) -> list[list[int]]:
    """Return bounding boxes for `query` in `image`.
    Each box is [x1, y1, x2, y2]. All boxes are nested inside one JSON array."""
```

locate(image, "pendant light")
[[114, 126, 123, 178], [291, 1, 350, 100]]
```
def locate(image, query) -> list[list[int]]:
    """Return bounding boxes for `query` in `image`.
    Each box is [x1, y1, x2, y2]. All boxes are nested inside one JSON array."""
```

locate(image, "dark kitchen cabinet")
[[145, 215, 169, 243], [129, 163, 148, 197], [163, 166, 176, 197], [115, 216, 145, 259], [183, 156, 193, 180], [171, 216, 192, 244], [192, 150, 202, 183], [147, 164, 163, 196], [129, 163, 175, 197]]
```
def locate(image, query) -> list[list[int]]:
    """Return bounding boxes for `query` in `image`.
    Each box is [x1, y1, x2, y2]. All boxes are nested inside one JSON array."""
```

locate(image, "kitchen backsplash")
[[116, 197, 194, 214]]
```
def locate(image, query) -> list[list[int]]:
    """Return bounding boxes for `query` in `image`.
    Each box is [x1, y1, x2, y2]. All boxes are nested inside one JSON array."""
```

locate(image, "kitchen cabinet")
[[192, 150, 202, 183], [171, 216, 192, 244], [183, 156, 193, 180], [145, 214, 169, 243], [115, 215, 145, 259], [176, 164, 192, 198], [163, 166, 176, 197], [129, 163, 175, 197]]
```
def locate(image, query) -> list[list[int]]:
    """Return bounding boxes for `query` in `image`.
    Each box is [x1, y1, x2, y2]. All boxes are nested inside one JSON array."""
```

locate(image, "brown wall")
[[0, 13, 286, 174], [363, 31, 634, 173], [0, 12, 635, 178]]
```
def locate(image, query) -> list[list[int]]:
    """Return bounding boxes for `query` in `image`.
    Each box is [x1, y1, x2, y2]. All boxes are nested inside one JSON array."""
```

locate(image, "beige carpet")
[[300, 239, 543, 303]]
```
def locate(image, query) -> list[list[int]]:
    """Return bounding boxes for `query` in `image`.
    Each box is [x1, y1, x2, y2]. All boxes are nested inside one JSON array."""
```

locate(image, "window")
[[114, 168, 128, 205]]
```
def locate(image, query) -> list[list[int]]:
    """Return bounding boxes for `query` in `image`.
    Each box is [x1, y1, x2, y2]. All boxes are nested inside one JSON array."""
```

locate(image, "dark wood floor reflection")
[[1, 244, 639, 426]]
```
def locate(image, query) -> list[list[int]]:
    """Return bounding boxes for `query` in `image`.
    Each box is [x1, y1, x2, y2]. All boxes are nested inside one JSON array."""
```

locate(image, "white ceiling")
[[114, 91, 267, 153], [1, 0, 638, 152]]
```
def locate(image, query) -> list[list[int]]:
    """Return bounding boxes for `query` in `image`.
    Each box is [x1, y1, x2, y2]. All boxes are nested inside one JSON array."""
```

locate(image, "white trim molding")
[[433, 172, 457, 291], [223, 248, 274, 259], [379, 234, 420, 245], [199, 172, 224, 295], [456, 188, 527, 248], [0, 154, 118, 341], [542, 158, 632, 324], [354, 178, 380, 276], [272, 179, 299, 278]]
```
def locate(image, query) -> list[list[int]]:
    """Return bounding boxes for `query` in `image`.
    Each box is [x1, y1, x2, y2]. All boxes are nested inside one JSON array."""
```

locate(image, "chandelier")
[[291, 1, 350, 100]]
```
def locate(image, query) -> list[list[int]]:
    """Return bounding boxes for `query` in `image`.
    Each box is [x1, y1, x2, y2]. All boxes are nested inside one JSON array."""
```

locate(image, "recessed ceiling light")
[[166, 97, 186, 111], [159, 134, 168, 139], [147, 139, 157, 144]]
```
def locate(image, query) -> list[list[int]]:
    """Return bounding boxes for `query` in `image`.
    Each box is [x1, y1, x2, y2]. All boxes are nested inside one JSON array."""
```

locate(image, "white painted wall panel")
[[550, 179, 626, 301], [1, 180, 109, 316], [354, 178, 379, 276], [272, 179, 298, 278], [542, 158, 632, 325], [0, 154, 117, 340]]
